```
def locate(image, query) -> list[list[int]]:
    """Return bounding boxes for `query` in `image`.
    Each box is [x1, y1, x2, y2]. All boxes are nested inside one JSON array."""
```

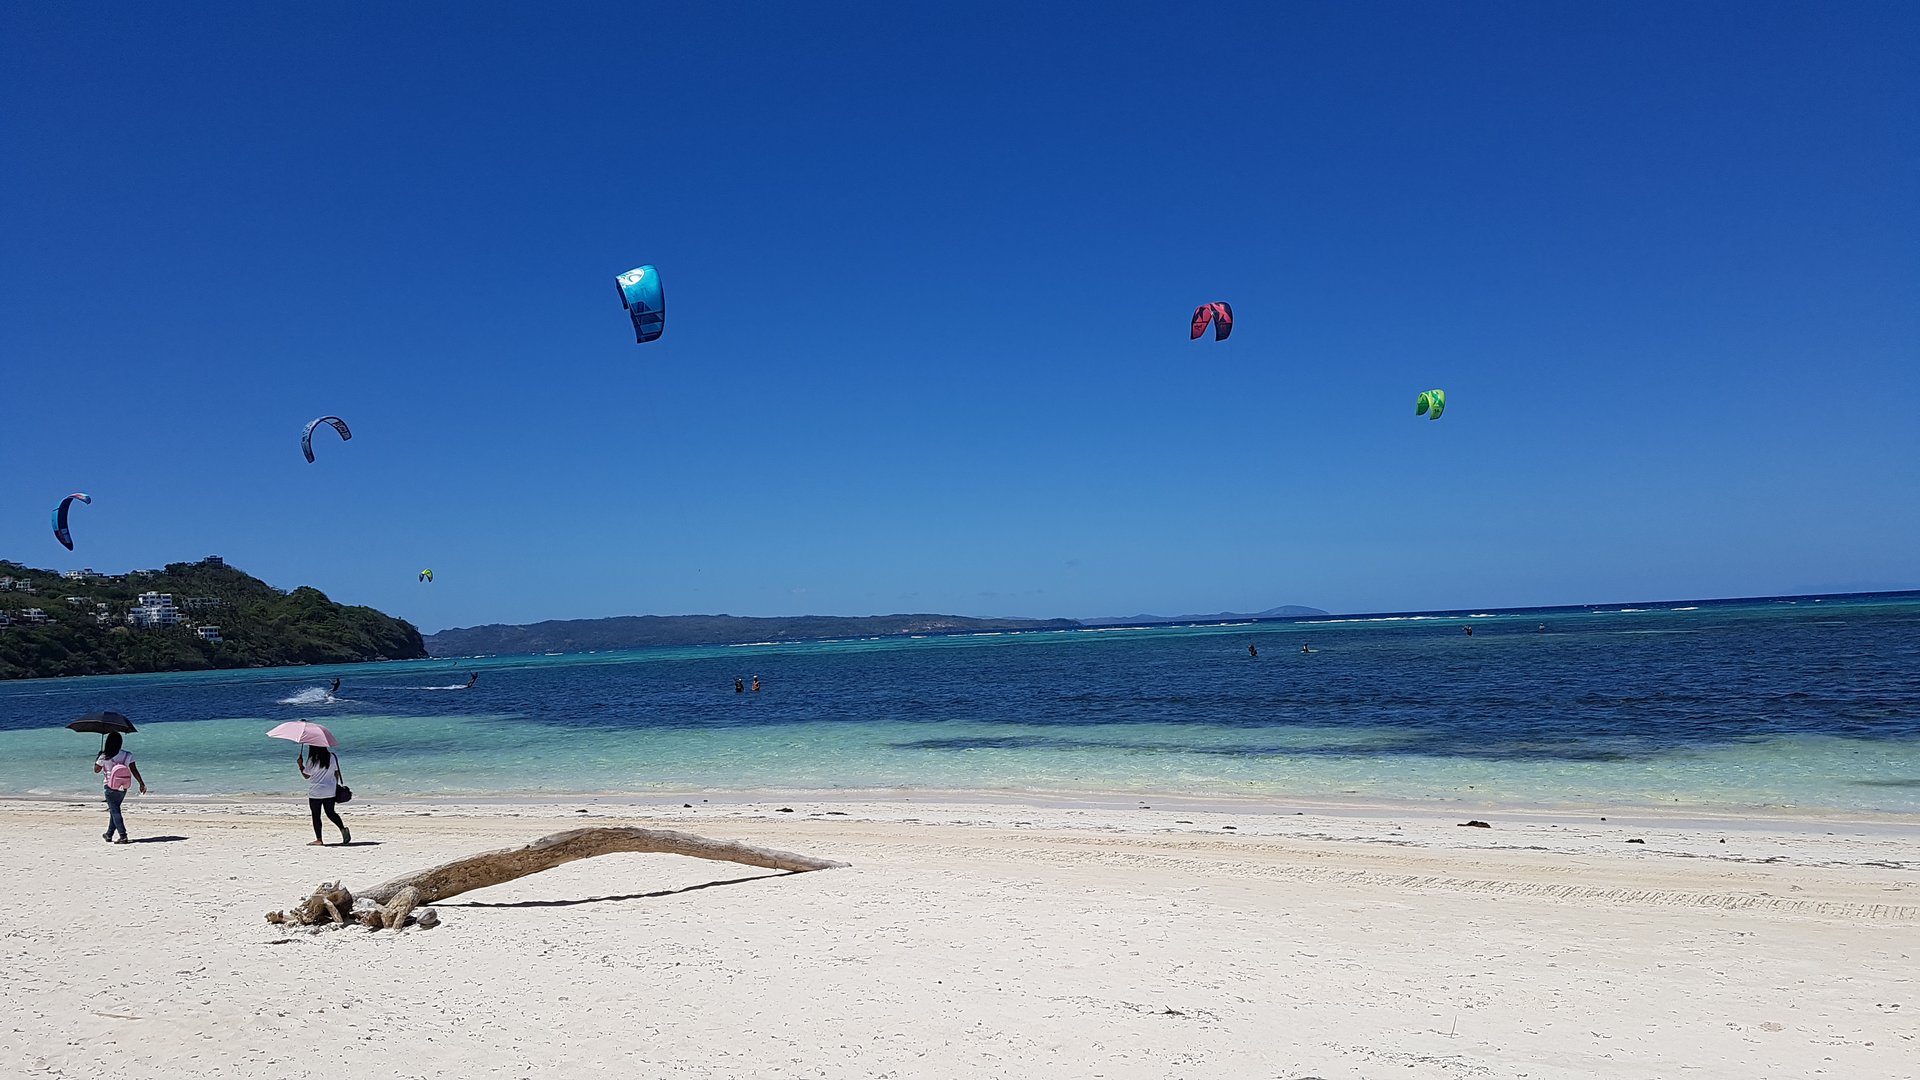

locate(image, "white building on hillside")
[[127, 592, 182, 629], [197, 626, 223, 642]]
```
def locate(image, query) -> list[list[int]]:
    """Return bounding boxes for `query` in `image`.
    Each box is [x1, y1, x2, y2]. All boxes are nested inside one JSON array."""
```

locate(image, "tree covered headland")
[[0, 557, 426, 679]]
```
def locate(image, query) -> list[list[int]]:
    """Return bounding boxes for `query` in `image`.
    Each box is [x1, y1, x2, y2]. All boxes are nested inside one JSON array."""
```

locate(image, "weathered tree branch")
[[267, 826, 848, 931]]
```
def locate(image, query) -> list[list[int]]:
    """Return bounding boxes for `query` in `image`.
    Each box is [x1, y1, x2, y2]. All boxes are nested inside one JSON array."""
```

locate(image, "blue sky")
[[3, 2, 1915, 631]]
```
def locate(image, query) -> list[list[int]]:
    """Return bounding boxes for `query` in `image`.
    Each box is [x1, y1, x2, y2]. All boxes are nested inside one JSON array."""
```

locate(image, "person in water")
[[466, 672, 478, 688], [751, 675, 761, 692], [93, 731, 148, 843], [298, 745, 350, 846], [735, 677, 745, 694], [1302, 643, 1312, 654], [1464, 626, 1474, 636], [1248, 644, 1258, 658], [329, 677, 341, 695]]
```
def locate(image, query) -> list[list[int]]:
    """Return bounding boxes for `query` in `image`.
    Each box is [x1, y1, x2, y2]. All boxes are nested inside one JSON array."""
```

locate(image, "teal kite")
[[1415, 389, 1446, 420], [52, 492, 92, 551], [616, 264, 665, 343]]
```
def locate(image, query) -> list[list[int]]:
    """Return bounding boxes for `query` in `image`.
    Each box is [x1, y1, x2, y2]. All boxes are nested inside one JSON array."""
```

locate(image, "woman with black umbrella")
[[93, 731, 148, 843]]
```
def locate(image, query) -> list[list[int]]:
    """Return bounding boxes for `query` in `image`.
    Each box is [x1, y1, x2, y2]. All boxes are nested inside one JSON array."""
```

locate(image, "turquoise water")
[[2, 594, 1917, 812]]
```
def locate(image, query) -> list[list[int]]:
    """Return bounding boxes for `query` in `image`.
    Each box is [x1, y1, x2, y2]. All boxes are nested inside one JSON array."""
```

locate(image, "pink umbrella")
[[266, 721, 338, 747]]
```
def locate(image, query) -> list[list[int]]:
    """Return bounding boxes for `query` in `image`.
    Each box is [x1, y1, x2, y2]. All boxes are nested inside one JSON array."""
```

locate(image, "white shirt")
[[96, 750, 134, 784], [304, 758, 339, 799]]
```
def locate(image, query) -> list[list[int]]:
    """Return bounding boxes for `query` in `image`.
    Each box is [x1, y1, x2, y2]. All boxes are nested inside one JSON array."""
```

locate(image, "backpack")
[[106, 761, 134, 791]]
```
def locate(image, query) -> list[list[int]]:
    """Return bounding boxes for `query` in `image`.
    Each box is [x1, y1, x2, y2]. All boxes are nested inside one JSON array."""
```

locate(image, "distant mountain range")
[[423, 605, 1325, 657]]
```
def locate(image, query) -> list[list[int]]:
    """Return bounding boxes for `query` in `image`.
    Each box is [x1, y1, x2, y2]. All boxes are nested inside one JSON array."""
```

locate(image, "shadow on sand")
[[445, 871, 793, 909]]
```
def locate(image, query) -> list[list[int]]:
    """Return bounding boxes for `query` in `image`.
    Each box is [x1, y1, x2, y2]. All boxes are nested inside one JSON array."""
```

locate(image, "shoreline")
[[7, 784, 1919, 831], [6, 790, 1916, 875]]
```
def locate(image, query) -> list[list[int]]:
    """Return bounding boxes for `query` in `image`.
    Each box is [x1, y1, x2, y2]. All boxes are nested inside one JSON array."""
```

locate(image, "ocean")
[[2, 593, 1917, 813]]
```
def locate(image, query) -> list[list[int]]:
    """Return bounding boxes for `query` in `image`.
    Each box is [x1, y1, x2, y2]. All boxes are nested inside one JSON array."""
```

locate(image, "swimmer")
[[751, 675, 761, 693], [735, 677, 745, 694]]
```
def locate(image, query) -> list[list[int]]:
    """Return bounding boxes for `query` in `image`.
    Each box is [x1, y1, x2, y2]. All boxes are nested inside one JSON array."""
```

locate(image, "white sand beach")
[[2, 794, 1915, 1079]]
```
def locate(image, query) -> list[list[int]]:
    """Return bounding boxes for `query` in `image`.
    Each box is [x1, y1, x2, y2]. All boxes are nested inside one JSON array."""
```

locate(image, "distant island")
[[425, 614, 1080, 656], [1082, 605, 1327, 626], [423, 604, 1327, 657], [0, 557, 426, 679]]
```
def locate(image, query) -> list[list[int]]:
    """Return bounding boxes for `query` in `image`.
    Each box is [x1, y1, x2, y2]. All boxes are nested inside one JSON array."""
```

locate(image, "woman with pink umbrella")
[[267, 721, 351, 846]]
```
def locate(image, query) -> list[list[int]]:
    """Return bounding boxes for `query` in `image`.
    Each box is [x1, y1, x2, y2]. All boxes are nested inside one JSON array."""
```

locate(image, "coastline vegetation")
[[0, 557, 426, 679]]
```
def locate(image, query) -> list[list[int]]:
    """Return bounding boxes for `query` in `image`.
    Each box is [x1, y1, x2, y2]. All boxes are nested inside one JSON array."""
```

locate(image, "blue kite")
[[616, 264, 665, 343], [302, 416, 352, 463]]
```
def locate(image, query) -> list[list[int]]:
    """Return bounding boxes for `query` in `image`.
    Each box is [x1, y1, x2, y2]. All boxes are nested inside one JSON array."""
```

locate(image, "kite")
[[1415, 389, 1447, 420], [419, 569, 433, 583], [1189, 302, 1233, 341], [302, 416, 352, 463], [616, 264, 665, 343], [52, 493, 91, 551]]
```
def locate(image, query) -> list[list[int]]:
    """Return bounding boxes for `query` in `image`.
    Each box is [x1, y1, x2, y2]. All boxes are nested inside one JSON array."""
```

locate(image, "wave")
[[1301, 615, 1442, 625], [417, 685, 471, 691], [277, 688, 338, 705], [1668, 607, 1700, 612], [727, 641, 779, 647]]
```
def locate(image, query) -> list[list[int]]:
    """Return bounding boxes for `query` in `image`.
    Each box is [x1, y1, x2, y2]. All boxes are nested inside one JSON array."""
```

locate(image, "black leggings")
[[309, 797, 345, 840]]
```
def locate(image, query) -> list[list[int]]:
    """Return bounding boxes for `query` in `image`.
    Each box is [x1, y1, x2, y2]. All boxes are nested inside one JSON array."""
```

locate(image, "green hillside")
[[0, 557, 426, 679]]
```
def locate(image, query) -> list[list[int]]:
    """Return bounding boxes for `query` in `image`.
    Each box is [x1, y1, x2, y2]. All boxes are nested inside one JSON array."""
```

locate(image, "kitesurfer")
[[466, 673, 478, 688], [1248, 644, 1258, 658], [329, 677, 341, 695], [751, 675, 761, 693], [735, 677, 745, 694]]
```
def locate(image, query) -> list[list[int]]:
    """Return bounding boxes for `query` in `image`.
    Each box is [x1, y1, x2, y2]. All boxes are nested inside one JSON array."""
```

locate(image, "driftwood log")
[[267, 826, 848, 931]]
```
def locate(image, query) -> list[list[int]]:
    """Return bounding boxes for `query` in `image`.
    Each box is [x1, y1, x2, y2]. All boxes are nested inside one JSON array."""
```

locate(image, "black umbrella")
[[68, 711, 137, 735], [68, 711, 136, 755]]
